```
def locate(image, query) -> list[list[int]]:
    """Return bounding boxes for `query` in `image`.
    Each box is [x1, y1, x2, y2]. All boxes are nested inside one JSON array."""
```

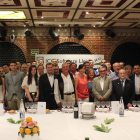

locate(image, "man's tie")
[[121, 81, 124, 92]]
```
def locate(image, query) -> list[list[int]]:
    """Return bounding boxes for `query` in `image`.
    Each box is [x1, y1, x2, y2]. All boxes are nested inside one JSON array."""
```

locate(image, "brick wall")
[[6, 27, 140, 63]]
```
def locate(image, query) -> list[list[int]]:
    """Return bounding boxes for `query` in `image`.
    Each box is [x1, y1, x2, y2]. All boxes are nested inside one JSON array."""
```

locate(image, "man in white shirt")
[[54, 63, 75, 107], [92, 65, 112, 102]]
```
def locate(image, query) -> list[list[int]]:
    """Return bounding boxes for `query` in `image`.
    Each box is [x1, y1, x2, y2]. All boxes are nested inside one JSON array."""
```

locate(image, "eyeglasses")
[[99, 70, 106, 73]]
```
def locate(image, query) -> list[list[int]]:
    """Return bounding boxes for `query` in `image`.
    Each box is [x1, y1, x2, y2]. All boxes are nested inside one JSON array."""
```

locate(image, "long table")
[[0, 111, 140, 140]]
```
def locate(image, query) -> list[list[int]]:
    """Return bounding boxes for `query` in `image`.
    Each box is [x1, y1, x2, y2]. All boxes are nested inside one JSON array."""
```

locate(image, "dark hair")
[[37, 65, 44, 69], [2, 64, 9, 67], [26, 62, 31, 64], [0, 76, 2, 85], [83, 61, 89, 65], [78, 64, 85, 70], [66, 60, 71, 63], [98, 64, 107, 71], [46, 63, 52, 68], [70, 62, 77, 68], [28, 65, 38, 85], [9, 60, 16, 65]]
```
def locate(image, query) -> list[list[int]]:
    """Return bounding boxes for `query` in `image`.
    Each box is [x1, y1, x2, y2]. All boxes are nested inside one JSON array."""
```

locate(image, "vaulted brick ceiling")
[[0, 0, 140, 28]]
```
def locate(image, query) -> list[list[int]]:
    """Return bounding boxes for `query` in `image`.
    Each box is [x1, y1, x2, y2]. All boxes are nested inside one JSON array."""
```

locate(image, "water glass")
[[96, 101, 100, 112], [132, 101, 137, 112]]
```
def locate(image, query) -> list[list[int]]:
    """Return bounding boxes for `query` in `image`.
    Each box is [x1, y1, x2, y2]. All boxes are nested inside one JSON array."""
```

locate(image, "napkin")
[[81, 103, 92, 113]]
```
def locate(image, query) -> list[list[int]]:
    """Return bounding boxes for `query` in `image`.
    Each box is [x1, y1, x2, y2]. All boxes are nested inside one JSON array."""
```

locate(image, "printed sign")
[[35, 54, 104, 68], [31, 49, 39, 56]]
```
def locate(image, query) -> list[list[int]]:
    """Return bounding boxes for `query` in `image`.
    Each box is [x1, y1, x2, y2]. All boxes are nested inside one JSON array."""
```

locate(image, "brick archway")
[[14, 40, 28, 61], [107, 37, 140, 62], [44, 38, 95, 54]]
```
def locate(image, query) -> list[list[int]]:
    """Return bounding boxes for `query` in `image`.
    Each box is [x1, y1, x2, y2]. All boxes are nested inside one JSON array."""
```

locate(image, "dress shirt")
[[109, 72, 119, 80], [135, 74, 140, 95], [54, 73, 74, 103], [100, 77, 105, 90], [120, 79, 126, 87], [11, 72, 17, 84], [47, 73, 54, 88]]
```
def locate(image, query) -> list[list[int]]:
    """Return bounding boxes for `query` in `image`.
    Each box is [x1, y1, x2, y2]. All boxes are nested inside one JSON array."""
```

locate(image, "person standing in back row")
[[5, 61, 25, 110], [75, 64, 89, 102]]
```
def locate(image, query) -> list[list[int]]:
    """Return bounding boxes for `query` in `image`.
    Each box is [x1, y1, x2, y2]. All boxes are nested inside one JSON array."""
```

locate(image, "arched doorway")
[[0, 42, 26, 66], [111, 42, 140, 67], [48, 42, 91, 54]]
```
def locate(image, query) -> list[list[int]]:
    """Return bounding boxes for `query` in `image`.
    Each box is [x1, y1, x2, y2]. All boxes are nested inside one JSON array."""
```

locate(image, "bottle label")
[[74, 107, 78, 111], [119, 109, 124, 116], [20, 112, 25, 119]]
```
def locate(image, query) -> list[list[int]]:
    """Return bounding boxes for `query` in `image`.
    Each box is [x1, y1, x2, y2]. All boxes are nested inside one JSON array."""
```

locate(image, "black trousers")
[[46, 96, 57, 110]]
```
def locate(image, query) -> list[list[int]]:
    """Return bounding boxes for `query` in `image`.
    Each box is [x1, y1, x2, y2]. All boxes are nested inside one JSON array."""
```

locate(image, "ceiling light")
[[102, 17, 104, 19], [0, 11, 26, 19], [41, 16, 43, 18], [59, 24, 61, 27], [86, 12, 89, 14], [93, 25, 96, 27], [24, 25, 26, 27]]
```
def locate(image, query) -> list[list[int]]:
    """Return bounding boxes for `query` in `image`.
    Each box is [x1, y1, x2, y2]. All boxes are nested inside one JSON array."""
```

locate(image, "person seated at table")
[[75, 64, 89, 102], [87, 68, 96, 102], [92, 65, 112, 102], [54, 63, 75, 107], [22, 65, 39, 102], [111, 69, 135, 109]]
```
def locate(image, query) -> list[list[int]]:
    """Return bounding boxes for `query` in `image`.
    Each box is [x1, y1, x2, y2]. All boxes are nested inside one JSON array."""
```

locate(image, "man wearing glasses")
[[109, 62, 120, 80], [111, 69, 135, 109], [92, 65, 112, 102]]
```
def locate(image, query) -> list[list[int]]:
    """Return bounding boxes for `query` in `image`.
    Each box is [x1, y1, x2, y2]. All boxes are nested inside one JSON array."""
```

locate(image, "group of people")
[[0, 58, 139, 110]]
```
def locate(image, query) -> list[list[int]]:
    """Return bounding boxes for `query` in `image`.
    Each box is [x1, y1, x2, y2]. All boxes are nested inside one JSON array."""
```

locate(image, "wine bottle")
[[119, 96, 124, 117], [19, 99, 25, 120], [74, 99, 78, 119]]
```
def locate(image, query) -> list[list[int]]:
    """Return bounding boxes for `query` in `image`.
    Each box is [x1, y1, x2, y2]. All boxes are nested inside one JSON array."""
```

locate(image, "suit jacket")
[[5, 71, 25, 100], [111, 79, 135, 107], [39, 73, 57, 102], [92, 75, 112, 101]]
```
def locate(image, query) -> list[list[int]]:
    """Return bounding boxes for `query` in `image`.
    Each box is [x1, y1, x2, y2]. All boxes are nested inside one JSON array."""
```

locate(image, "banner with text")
[[35, 54, 104, 68]]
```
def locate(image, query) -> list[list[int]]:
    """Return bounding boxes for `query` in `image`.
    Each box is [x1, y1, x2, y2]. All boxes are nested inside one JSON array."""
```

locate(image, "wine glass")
[[33, 102, 38, 113], [25, 102, 29, 113], [132, 101, 137, 112], [62, 102, 66, 113], [96, 101, 100, 112], [101, 101, 105, 112], [137, 101, 140, 108], [106, 101, 110, 112], [30, 102, 34, 114]]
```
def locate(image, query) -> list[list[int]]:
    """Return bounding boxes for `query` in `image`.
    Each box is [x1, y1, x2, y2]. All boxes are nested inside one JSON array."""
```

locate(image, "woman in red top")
[[75, 64, 89, 102]]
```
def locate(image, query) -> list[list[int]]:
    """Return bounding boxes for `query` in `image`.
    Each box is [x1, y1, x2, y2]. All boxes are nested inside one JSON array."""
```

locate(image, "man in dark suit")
[[39, 63, 57, 110], [129, 65, 140, 101], [111, 69, 135, 109]]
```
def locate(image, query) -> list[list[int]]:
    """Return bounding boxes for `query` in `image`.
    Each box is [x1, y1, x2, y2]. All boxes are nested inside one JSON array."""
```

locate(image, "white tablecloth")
[[0, 111, 140, 140]]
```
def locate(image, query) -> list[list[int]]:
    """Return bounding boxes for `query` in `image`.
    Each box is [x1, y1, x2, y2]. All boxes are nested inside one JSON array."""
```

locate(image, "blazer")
[[39, 73, 57, 102], [5, 71, 25, 100], [111, 79, 135, 107], [92, 75, 112, 101]]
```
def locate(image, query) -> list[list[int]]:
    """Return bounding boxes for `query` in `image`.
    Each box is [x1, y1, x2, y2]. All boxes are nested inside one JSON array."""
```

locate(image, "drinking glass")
[[25, 102, 29, 113], [62, 102, 66, 113], [96, 101, 100, 112], [132, 101, 137, 112], [101, 101, 105, 111], [106, 101, 110, 112], [33, 102, 38, 113], [30, 102, 34, 113], [137, 101, 140, 108]]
